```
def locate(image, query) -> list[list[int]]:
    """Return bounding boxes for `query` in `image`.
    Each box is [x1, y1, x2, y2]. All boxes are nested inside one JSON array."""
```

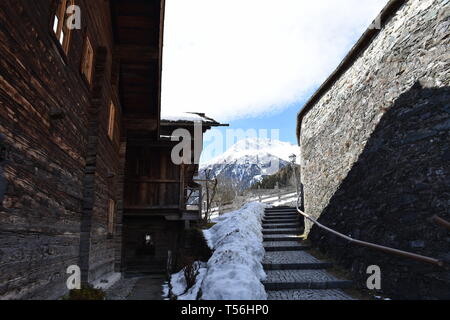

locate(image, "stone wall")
[[298, 0, 449, 299]]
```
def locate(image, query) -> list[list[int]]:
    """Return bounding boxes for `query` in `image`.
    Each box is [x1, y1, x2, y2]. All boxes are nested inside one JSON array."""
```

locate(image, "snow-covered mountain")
[[200, 138, 299, 190]]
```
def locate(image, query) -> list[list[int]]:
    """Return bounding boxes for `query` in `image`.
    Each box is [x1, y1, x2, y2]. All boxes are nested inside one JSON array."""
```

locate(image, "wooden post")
[[179, 163, 185, 210], [198, 185, 203, 220]]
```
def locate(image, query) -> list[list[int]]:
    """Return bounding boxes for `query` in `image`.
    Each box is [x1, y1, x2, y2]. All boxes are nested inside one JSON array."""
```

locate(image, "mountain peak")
[[200, 138, 299, 191], [202, 138, 299, 167]]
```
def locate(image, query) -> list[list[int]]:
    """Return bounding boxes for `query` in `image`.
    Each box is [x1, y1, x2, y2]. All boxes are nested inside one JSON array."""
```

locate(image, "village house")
[[0, 0, 221, 299]]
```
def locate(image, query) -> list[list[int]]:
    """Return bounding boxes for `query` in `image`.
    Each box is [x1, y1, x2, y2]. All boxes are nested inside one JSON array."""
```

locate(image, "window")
[[107, 199, 115, 236], [81, 36, 94, 84], [108, 101, 117, 141], [52, 0, 75, 54]]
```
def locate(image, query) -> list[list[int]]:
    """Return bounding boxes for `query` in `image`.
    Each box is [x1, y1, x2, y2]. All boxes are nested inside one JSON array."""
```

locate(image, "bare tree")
[[203, 169, 218, 223], [212, 177, 236, 214]]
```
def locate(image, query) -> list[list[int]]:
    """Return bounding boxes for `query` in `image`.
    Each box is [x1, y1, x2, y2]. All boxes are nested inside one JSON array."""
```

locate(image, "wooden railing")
[[205, 188, 299, 219]]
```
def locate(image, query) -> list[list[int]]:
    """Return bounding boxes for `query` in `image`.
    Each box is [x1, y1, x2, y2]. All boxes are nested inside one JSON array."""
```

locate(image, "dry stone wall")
[[299, 0, 449, 299]]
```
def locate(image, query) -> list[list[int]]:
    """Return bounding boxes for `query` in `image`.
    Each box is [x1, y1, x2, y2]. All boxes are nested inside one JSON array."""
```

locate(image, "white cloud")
[[161, 0, 389, 122]]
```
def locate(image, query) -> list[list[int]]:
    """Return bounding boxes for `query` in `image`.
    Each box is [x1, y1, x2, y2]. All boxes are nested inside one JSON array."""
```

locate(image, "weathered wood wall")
[[124, 145, 181, 209], [0, 0, 121, 299], [0, 0, 180, 298]]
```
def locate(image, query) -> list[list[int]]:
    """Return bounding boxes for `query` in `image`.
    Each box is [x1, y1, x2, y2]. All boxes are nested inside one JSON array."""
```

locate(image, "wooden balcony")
[[123, 178, 202, 221]]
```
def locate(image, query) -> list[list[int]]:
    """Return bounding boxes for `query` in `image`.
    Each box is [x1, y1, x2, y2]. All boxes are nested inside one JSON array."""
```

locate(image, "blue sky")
[[161, 0, 390, 162]]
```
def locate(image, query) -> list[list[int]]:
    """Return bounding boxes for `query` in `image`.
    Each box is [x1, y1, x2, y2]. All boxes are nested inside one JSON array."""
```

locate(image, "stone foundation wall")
[[299, 0, 449, 299]]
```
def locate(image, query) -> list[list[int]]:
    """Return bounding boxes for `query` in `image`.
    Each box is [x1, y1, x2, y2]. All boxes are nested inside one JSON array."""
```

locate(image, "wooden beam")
[[115, 44, 159, 62], [126, 179, 180, 184], [179, 163, 185, 210], [123, 117, 157, 131]]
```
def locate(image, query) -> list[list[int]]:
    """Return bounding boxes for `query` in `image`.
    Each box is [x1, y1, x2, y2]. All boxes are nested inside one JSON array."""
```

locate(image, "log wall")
[[0, 0, 121, 299]]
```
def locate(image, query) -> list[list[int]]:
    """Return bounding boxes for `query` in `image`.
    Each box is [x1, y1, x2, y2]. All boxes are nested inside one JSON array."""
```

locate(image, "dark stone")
[[434, 119, 450, 131], [403, 130, 436, 144], [398, 194, 419, 206], [410, 240, 426, 249]]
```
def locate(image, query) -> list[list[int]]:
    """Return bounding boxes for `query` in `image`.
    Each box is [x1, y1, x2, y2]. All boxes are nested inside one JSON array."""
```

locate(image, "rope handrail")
[[291, 166, 446, 268]]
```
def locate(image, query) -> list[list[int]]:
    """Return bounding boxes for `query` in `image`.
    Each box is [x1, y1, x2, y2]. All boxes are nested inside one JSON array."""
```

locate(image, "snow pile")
[[201, 202, 268, 300], [162, 202, 267, 300]]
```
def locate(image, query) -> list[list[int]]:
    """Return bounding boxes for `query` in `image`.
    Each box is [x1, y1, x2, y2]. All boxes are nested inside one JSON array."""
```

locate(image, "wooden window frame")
[[81, 35, 94, 85], [52, 0, 75, 55], [107, 199, 116, 238], [108, 101, 117, 142]]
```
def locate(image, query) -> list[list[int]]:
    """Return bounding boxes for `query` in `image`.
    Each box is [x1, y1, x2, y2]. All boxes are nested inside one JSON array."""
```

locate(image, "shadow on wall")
[[0, 134, 8, 205], [309, 82, 450, 300]]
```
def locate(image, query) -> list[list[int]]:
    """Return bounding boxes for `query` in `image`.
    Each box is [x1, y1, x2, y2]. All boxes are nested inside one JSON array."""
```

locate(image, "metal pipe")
[[431, 215, 450, 231], [289, 158, 445, 267], [295, 197, 445, 268], [297, 206, 445, 267]]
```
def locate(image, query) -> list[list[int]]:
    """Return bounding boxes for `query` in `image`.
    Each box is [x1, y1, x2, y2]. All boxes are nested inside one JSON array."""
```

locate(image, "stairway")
[[262, 206, 355, 300]]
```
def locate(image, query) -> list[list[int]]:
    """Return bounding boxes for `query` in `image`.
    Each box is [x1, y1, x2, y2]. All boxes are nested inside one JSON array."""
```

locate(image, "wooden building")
[[0, 0, 221, 299]]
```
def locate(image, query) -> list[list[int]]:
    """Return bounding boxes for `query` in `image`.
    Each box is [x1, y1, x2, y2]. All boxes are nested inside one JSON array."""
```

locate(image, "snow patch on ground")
[[92, 272, 121, 290]]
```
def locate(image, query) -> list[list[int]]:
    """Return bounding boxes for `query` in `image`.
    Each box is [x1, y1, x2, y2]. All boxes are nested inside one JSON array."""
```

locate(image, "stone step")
[[263, 250, 333, 270], [266, 206, 295, 209], [262, 228, 303, 235], [265, 210, 298, 213], [262, 223, 300, 229], [263, 262, 333, 270], [263, 251, 328, 265], [267, 289, 354, 300], [264, 215, 299, 220], [263, 270, 353, 291], [265, 212, 298, 215], [263, 235, 304, 242], [265, 207, 296, 212], [264, 241, 310, 251], [262, 218, 299, 224], [265, 211, 297, 215]]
